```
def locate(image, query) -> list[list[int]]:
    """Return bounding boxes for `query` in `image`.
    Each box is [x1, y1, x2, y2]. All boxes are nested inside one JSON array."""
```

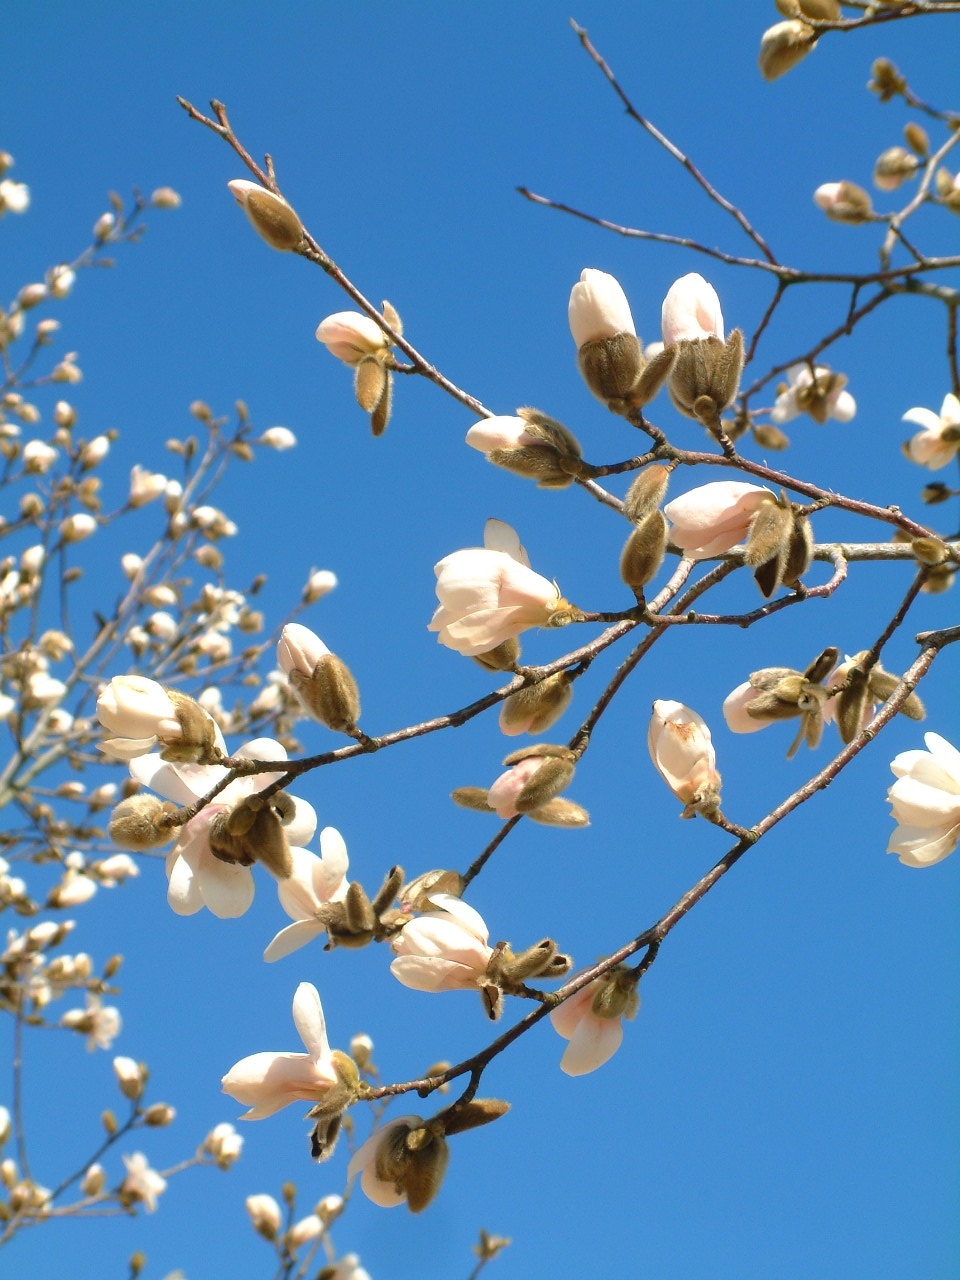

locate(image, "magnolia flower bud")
[[151, 187, 182, 208], [814, 181, 873, 224], [228, 180, 303, 251], [487, 745, 577, 818], [80, 1163, 106, 1196], [499, 672, 574, 737], [662, 274, 724, 345], [129, 465, 168, 507], [113, 1055, 146, 1101], [349, 1033, 374, 1069], [60, 513, 97, 543], [874, 146, 920, 192], [259, 426, 297, 450], [466, 409, 583, 488], [620, 512, 668, 592], [624, 465, 671, 523], [758, 20, 817, 82], [80, 436, 110, 468], [648, 700, 722, 818], [315, 312, 390, 366], [568, 269, 643, 403], [303, 568, 338, 603], [278, 623, 361, 733], [246, 1193, 283, 1241]]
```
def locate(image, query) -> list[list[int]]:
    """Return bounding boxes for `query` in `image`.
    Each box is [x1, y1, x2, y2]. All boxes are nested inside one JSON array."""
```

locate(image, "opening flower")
[[771, 363, 856, 425], [550, 968, 640, 1076], [120, 1153, 167, 1213], [97, 675, 183, 761], [648, 700, 721, 816], [661, 273, 724, 345], [315, 311, 390, 366], [664, 481, 772, 559], [902, 394, 960, 470], [222, 982, 339, 1119], [390, 894, 493, 993], [568, 268, 636, 347], [264, 827, 351, 961], [887, 732, 960, 867], [429, 520, 571, 658], [129, 738, 316, 918]]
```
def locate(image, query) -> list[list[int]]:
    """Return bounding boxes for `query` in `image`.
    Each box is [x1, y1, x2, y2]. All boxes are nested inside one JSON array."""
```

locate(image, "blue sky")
[[4, 3, 959, 1278]]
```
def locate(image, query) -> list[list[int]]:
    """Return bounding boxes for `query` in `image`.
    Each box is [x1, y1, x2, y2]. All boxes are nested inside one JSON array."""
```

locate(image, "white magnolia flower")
[[222, 982, 338, 1119], [60, 513, 97, 543], [120, 1153, 167, 1213], [304, 568, 338, 602], [22, 441, 58, 474], [129, 465, 168, 506], [648, 700, 721, 810], [771, 363, 856, 425], [887, 732, 960, 867], [429, 520, 564, 658], [902, 394, 960, 470], [390, 894, 492, 992], [96, 675, 182, 761], [264, 827, 351, 961], [202, 1121, 244, 1168], [0, 180, 30, 215], [246, 1193, 283, 1237], [130, 738, 317, 918]]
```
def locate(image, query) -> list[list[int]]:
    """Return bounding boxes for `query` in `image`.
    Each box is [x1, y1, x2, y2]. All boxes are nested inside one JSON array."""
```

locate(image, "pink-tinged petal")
[[487, 756, 543, 818], [661, 273, 724, 345], [435, 603, 537, 657], [292, 982, 331, 1062], [484, 519, 531, 566], [560, 1014, 624, 1077], [264, 919, 325, 963], [393, 915, 491, 968], [549, 984, 595, 1039], [390, 955, 478, 991], [425, 894, 489, 942], [98, 735, 160, 761], [221, 1051, 336, 1119], [723, 682, 769, 734], [568, 268, 636, 346]]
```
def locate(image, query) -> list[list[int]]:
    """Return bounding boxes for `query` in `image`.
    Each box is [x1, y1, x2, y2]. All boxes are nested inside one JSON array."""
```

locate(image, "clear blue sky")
[[4, 3, 959, 1278]]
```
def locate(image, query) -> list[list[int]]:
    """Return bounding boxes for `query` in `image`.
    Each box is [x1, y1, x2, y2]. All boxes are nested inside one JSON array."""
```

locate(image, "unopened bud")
[[759, 20, 817, 82], [143, 1103, 176, 1127], [472, 637, 521, 673], [869, 58, 905, 102], [292, 653, 361, 733], [624, 465, 671, 523], [619, 511, 668, 592], [911, 536, 949, 566], [874, 146, 920, 192], [814, 181, 873, 224], [109, 796, 178, 851], [349, 1034, 374, 1069], [228, 180, 303, 251], [113, 1056, 146, 1101], [80, 1163, 106, 1196], [499, 672, 574, 736]]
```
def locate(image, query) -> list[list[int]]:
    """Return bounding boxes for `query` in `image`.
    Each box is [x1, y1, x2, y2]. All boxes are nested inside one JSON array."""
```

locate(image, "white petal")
[[293, 982, 330, 1062], [264, 920, 324, 963], [560, 1015, 624, 1076]]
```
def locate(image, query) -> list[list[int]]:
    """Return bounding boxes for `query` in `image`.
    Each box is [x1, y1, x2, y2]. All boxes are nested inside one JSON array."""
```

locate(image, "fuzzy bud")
[[814, 181, 873, 224], [758, 20, 817, 82], [874, 146, 920, 192], [499, 672, 574, 736], [228, 180, 303, 251], [472, 637, 522, 673], [113, 1056, 146, 1101], [624, 465, 671, 523], [108, 796, 178, 851], [278, 624, 361, 733], [620, 512, 668, 592]]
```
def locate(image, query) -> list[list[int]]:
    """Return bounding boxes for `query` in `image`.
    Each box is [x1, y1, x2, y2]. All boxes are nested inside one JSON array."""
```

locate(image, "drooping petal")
[[560, 1013, 624, 1077], [264, 919, 325, 963]]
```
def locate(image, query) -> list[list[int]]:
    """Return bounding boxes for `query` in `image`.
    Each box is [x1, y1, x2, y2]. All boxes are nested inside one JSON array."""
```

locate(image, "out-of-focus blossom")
[[902, 394, 960, 470], [61, 993, 121, 1051], [201, 1121, 244, 1168], [50, 867, 97, 908], [323, 1253, 371, 1280], [550, 968, 640, 1076], [661, 273, 724, 345], [246, 1193, 282, 1239], [304, 568, 338, 603], [568, 268, 636, 346], [259, 426, 297, 450], [347, 1115, 427, 1209], [814, 181, 873, 223], [887, 732, 960, 867], [80, 435, 110, 467], [390, 894, 493, 993], [129, 465, 168, 507], [758, 19, 817, 81], [151, 187, 182, 208], [130, 738, 316, 918], [80, 1163, 106, 1196], [25, 672, 66, 707], [771, 363, 856, 425], [120, 1153, 166, 1213], [315, 312, 390, 365], [22, 441, 58, 474], [47, 265, 75, 298], [60, 513, 97, 543], [648, 700, 721, 814], [222, 982, 339, 1119], [429, 521, 567, 658], [94, 853, 140, 885], [0, 180, 30, 215], [121, 553, 143, 580], [664, 481, 771, 559], [264, 827, 351, 961], [287, 1214, 324, 1247]]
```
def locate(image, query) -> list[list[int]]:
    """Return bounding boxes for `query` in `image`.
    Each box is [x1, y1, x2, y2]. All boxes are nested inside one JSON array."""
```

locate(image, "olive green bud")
[[590, 966, 641, 1021], [578, 331, 644, 403], [436, 1098, 510, 1136], [869, 58, 906, 102], [402, 869, 466, 912], [528, 797, 590, 827], [752, 423, 791, 451], [903, 121, 930, 157], [874, 146, 920, 192], [108, 796, 179, 851], [472, 637, 522, 672], [499, 672, 573, 736]]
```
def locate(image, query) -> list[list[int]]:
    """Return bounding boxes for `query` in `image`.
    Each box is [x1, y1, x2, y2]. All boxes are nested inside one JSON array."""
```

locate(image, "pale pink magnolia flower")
[[96, 675, 182, 761], [315, 312, 390, 365], [661, 273, 724, 345], [348, 1115, 424, 1208], [887, 732, 960, 867], [390, 894, 493, 993], [222, 982, 338, 1119], [771, 364, 856, 424], [130, 737, 317, 918], [120, 1153, 166, 1212], [264, 827, 351, 962], [568, 268, 636, 346], [429, 520, 563, 658], [550, 976, 634, 1076], [465, 415, 538, 455], [648, 700, 721, 808], [902, 393, 960, 470], [663, 481, 771, 559]]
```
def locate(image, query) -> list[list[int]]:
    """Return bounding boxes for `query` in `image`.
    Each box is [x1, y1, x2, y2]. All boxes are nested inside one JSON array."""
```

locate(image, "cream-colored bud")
[[228, 180, 303, 251], [80, 435, 110, 468], [93, 212, 116, 240], [17, 283, 46, 310], [60, 513, 97, 543], [246, 1193, 282, 1241], [874, 146, 920, 192], [903, 122, 930, 158], [113, 1055, 146, 1101], [349, 1033, 374, 1069], [143, 1103, 176, 1127], [752, 423, 790, 451], [759, 20, 817, 82], [814, 181, 873, 224], [314, 1193, 344, 1225], [151, 187, 182, 208], [80, 1163, 106, 1196]]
